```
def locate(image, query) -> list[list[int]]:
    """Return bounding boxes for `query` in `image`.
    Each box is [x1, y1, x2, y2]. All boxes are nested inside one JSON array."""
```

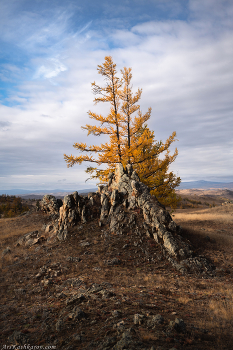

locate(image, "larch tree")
[[129, 125, 181, 207], [64, 56, 181, 207]]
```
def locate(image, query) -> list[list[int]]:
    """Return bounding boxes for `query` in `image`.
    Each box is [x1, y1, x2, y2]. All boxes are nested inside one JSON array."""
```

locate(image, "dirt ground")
[[0, 192, 233, 350]]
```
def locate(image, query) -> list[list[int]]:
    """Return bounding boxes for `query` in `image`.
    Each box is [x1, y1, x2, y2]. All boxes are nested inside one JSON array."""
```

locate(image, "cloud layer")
[[0, 0, 233, 190]]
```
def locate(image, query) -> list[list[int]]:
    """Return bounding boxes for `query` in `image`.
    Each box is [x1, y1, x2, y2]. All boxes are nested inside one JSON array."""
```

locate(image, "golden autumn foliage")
[[64, 56, 181, 207]]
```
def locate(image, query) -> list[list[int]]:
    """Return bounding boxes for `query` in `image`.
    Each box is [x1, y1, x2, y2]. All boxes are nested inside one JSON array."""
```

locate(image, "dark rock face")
[[40, 164, 214, 275]]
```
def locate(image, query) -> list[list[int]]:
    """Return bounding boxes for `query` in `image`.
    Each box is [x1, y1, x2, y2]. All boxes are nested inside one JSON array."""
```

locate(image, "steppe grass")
[[0, 204, 233, 349], [174, 205, 233, 224]]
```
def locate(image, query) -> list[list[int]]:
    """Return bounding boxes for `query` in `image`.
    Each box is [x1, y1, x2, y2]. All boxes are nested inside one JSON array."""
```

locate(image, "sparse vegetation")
[[0, 190, 233, 349], [0, 195, 29, 218]]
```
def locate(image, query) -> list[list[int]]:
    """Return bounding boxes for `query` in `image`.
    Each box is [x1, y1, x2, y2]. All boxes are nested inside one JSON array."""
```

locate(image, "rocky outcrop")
[[40, 164, 214, 274], [15, 230, 45, 247], [40, 195, 63, 219], [41, 192, 101, 241]]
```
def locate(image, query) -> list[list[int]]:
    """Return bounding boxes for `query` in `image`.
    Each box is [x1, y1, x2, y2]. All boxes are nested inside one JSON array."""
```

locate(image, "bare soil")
[[0, 193, 233, 350]]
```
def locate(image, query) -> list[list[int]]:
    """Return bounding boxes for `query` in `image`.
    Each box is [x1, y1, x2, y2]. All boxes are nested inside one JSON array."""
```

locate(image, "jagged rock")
[[35, 264, 63, 281], [66, 256, 81, 262], [66, 293, 86, 306], [133, 314, 145, 325], [42, 191, 101, 240], [113, 320, 125, 331], [40, 164, 214, 274], [63, 278, 83, 288], [147, 314, 164, 326], [1, 246, 11, 258], [112, 328, 136, 350], [105, 258, 121, 266], [40, 195, 62, 218], [68, 306, 87, 321], [15, 230, 44, 247], [100, 192, 110, 221], [80, 241, 90, 247]]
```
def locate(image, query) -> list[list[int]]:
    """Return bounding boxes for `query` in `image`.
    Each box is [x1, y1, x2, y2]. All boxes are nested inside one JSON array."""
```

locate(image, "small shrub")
[[0, 195, 29, 218]]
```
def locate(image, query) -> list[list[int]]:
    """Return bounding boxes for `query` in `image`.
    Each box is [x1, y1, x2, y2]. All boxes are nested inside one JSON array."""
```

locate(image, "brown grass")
[[0, 210, 49, 243], [0, 203, 233, 349], [174, 206, 233, 225]]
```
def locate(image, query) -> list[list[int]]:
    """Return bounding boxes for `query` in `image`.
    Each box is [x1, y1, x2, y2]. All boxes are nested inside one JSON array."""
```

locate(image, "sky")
[[0, 0, 233, 191]]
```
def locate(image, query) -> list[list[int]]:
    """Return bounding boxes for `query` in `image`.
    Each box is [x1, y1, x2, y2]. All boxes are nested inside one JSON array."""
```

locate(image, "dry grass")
[[0, 215, 44, 242], [0, 202, 233, 349], [176, 296, 192, 304], [174, 206, 233, 225], [209, 298, 233, 322]]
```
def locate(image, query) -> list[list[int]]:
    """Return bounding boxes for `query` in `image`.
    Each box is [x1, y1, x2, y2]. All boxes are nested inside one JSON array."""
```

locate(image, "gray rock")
[[73, 334, 82, 341], [40, 195, 62, 217], [133, 313, 145, 325], [112, 310, 121, 317], [80, 241, 90, 247], [55, 318, 64, 332], [112, 328, 135, 350], [66, 256, 81, 262], [106, 258, 121, 266], [66, 293, 86, 306], [16, 230, 43, 247], [68, 306, 87, 321], [113, 320, 125, 331], [169, 318, 186, 333], [14, 288, 26, 295], [148, 314, 164, 326], [1, 246, 11, 258], [112, 334, 132, 350]]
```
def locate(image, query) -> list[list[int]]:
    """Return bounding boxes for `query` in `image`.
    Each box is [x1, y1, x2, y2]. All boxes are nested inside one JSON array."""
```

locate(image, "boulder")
[[15, 231, 44, 247]]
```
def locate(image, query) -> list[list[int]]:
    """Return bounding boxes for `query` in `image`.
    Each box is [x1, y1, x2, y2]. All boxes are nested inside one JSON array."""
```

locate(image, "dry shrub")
[[209, 298, 233, 323], [139, 329, 159, 341], [177, 296, 192, 304]]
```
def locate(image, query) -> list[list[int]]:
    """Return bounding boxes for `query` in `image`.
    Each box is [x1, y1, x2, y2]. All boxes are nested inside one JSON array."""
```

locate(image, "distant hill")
[[1, 181, 233, 197], [0, 188, 98, 198], [179, 180, 233, 190]]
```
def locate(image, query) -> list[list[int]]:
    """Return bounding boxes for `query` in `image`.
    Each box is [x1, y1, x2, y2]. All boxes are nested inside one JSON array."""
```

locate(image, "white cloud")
[[0, 0, 233, 189], [34, 58, 67, 80]]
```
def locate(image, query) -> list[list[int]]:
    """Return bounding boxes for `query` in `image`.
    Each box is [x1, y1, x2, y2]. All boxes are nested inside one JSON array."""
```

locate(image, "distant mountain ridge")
[[178, 180, 233, 190], [0, 188, 97, 196], [1, 180, 233, 197]]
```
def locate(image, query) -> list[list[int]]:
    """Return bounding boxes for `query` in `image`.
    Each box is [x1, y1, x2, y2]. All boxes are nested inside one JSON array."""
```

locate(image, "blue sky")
[[0, 0, 233, 190]]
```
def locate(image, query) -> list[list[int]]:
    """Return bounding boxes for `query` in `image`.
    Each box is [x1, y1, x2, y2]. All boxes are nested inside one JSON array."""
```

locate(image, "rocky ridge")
[[40, 164, 214, 275]]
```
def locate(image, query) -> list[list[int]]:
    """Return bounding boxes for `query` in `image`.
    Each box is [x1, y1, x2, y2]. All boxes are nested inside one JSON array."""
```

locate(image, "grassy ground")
[[0, 195, 233, 349]]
